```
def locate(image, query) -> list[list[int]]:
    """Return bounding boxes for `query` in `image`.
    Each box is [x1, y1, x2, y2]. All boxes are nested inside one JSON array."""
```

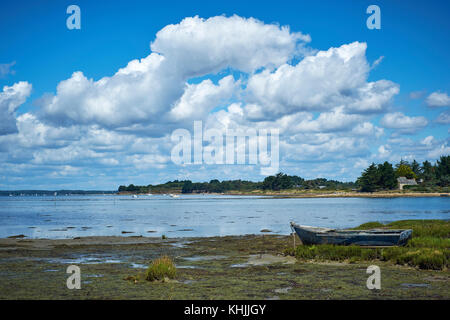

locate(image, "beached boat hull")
[[290, 222, 412, 246]]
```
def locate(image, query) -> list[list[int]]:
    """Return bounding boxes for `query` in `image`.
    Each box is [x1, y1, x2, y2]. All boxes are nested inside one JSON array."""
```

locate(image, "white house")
[[397, 177, 417, 190]]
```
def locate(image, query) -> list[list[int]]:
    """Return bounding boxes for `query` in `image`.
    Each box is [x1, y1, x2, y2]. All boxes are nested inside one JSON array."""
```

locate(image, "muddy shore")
[[0, 235, 448, 299]]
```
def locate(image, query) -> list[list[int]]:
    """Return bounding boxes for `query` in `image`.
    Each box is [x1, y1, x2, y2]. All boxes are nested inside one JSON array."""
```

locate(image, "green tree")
[[279, 173, 293, 189], [411, 159, 421, 176], [290, 175, 304, 187], [395, 159, 410, 169], [208, 179, 224, 193], [262, 176, 275, 190], [395, 164, 417, 179], [377, 161, 397, 189], [126, 184, 139, 192], [357, 163, 380, 192], [435, 155, 450, 187], [181, 180, 193, 193], [262, 173, 293, 190], [420, 160, 435, 182]]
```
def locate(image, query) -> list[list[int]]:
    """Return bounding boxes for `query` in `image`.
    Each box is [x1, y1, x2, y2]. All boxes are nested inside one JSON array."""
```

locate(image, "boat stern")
[[398, 229, 413, 246]]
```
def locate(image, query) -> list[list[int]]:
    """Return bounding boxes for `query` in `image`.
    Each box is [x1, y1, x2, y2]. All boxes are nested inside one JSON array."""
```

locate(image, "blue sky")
[[0, 0, 449, 190]]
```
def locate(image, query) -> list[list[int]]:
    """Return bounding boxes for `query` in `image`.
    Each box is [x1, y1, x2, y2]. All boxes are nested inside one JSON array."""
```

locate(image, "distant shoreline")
[[2, 190, 448, 199], [118, 191, 450, 198]]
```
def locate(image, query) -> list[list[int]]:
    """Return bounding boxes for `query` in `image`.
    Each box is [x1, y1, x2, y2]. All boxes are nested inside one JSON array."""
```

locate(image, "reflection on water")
[[0, 194, 448, 239]]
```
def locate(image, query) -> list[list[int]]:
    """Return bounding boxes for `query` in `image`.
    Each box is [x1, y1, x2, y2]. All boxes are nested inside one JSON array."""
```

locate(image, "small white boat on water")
[[169, 194, 180, 198], [132, 195, 138, 199]]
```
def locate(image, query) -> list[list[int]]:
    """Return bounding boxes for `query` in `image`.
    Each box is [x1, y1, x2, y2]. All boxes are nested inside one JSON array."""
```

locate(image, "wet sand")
[[0, 235, 448, 299]]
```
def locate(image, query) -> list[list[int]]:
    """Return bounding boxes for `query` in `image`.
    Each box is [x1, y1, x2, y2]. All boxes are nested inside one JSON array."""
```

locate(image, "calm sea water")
[[0, 194, 448, 239]]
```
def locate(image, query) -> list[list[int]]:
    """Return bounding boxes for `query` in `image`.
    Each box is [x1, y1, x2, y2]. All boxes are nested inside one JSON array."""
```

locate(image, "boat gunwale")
[[290, 222, 412, 236]]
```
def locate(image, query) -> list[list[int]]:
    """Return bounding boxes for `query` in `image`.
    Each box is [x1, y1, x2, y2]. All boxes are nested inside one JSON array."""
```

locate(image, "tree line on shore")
[[118, 155, 449, 194], [118, 174, 356, 194], [357, 156, 449, 192]]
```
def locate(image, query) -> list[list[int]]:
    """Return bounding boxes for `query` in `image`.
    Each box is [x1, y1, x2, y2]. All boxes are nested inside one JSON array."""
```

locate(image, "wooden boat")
[[290, 222, 412, 246]]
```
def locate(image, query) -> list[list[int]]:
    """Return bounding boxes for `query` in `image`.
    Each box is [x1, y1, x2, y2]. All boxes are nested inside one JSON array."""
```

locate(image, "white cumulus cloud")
[[151, 15, 310, 77], [380, 112, 428, 134], [0, 81, 32, 135], [426, 91, 450, 107], [245, 42, 398, 119]]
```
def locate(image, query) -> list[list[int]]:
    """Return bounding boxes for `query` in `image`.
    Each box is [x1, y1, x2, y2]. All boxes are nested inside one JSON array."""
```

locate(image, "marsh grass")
[[145, 256, 177, 281], [286, 220, 450, 270]]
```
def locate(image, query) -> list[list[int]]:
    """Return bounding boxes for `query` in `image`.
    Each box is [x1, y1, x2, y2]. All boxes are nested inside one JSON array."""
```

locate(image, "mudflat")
[[0, 234, 448, 299]]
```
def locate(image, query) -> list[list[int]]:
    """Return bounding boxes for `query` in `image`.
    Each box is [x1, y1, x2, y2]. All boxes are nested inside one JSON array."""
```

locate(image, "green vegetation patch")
[[145, 256, 177, 281]]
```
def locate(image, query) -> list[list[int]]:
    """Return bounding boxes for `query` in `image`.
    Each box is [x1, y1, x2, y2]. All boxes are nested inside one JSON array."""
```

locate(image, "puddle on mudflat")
[[44, 255, 123, 265], [176, 265, 204, 269], [169, 241, 193, 248], [181, 255, 227, 262], [181, 280, 196, 285], [130, 263, 147, 269], [401, 283, 431, 288], [230, 254, 296, 268], [274, 287, 292, 294], [230, 264, 247, 268], [424, 276, 448, 282]]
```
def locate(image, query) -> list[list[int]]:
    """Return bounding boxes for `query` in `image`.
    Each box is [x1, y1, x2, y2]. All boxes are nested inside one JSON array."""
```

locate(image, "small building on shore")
[[397, 176, 417, 190]]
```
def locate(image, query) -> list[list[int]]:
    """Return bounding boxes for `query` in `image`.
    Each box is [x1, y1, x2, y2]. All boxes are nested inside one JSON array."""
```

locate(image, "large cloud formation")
[[0, 15, 447, 188], [245, 42, 398, 119], [41, 15, 309, 129]]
